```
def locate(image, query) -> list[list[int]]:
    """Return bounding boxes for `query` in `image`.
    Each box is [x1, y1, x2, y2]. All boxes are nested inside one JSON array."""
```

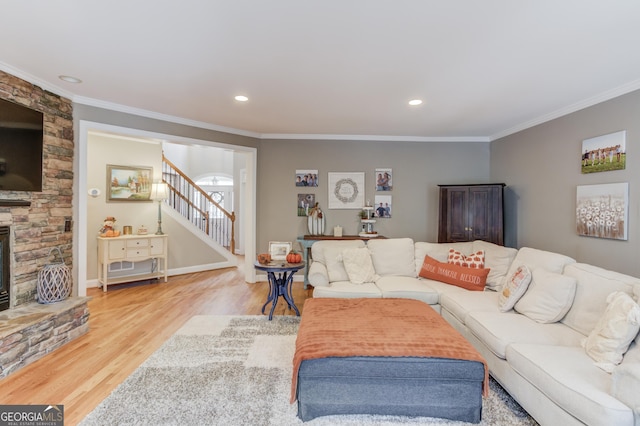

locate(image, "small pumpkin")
[[286, 250, 302, 264]]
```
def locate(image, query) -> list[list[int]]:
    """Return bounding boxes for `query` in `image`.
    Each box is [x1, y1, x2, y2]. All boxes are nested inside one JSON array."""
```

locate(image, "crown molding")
[[260, 133, 490, 142], [0, 62, 75, 100], [490, 78, 640, 141], [73, 96, 262, 139]]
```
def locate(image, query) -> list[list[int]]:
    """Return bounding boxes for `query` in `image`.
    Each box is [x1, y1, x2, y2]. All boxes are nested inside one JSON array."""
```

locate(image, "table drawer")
[[126, 248, 150, 258], [126, 239, 149, 248]]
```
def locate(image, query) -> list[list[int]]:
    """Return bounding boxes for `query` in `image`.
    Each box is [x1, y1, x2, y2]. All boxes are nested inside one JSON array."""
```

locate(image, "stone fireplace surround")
[[0, 71, 89, 378]]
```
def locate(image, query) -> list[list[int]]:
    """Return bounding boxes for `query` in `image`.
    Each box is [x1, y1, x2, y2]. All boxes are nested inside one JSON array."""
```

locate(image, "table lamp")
[[150, 182, 169, 235]]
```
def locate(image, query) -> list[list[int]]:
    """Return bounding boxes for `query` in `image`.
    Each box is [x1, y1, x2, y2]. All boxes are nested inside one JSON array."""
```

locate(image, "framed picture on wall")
[[328, 172, 365, 209], [576, 182, 628, 240], [374, 195, 392, 218], [375, 168, 392, 191], [106, 165, 153, 201], [295, 170, 319, 187], [581, 130, 626, 174], [297, 194, 315, 216]]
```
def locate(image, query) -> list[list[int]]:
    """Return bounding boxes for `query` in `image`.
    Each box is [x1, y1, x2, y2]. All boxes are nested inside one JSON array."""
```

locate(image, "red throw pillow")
[[419, 255, 490, 291]]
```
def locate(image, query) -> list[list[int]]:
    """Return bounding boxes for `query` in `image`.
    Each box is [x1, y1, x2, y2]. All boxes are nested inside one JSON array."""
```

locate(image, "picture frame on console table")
[[106, 165, 153, 202]]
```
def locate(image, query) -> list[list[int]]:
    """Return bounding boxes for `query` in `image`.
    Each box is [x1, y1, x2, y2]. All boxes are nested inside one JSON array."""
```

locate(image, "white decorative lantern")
[[37, 247, 72, 304]]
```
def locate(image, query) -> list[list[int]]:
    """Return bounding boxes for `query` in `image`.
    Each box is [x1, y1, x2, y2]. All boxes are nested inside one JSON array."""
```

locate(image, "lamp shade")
[[150, 182, 169, 201]]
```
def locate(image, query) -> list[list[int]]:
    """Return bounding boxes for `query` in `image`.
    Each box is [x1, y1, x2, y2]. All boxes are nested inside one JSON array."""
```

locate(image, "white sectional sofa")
[[307, 237, 640, 426]]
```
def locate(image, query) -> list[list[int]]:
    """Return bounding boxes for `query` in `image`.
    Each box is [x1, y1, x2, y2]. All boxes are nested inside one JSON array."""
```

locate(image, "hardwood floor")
[[0, 258, 313, 425]]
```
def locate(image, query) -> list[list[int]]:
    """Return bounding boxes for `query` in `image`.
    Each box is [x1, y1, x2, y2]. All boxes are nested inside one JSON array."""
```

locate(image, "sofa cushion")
[[503, 247, 575, 291], [466, 311, 584, 359], [584, 291, 640, 372], [310, 239, 365, 265], [313, 281, 382, 299], [514, 268, 577, 323], [342, 247, 378, 284], [507, 343, 634, 426], [499, 264, 532, 312], [439, 291, 500, 326], [562, 263, 639, 336], [448, 248, 485, 268], [472, 240, 518, 291], [323, 246, 351, 283], [367, 238, 416, 277], [419, 255, 489, 291], [375, 276, 440, 305], [414, 242, 474, 275]]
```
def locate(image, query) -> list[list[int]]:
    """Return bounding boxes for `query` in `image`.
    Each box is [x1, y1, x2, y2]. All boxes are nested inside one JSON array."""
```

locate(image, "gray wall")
[[491, 89, 640, 277], [256, 139, 491, 253]]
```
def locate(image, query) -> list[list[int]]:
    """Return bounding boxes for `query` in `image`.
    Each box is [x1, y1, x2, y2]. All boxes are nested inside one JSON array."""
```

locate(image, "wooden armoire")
[[437, 183, 505, 245]]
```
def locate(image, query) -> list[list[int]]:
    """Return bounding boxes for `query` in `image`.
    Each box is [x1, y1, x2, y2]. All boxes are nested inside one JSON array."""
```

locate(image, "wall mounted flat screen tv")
[[0, 98, 43, 191]]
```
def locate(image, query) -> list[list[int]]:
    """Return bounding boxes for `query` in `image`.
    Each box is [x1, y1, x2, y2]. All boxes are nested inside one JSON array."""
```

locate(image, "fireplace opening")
[[0, 226, 9, 311]]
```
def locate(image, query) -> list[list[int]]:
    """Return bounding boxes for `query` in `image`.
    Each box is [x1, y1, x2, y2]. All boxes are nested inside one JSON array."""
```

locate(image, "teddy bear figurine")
[[100, 216, 120, 237]]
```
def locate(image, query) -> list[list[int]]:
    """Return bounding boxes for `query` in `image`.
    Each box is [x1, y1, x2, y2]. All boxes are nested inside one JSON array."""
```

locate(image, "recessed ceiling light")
[[58, 75, 82, 84], [408, 99, 423, 106], [235, 95, 249, 102]]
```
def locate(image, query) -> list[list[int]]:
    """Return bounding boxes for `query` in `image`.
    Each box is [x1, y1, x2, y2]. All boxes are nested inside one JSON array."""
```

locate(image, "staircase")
[[161, 154, 235, 253]]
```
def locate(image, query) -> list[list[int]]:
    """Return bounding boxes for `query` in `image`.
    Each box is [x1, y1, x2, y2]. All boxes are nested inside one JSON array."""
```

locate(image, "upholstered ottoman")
[[291, 298, 488, 422]]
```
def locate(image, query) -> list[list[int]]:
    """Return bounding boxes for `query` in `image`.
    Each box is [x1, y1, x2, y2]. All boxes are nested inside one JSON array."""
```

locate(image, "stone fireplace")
[[0, 70, 89, 378]]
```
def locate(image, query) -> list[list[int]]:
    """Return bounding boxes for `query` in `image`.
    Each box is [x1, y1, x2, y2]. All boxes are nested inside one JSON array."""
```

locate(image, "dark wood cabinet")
[[437, 184, 505, 245]]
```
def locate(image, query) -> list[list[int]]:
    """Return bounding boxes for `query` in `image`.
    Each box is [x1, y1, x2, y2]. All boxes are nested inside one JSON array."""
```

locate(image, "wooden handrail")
[[162, 155, 234, 221], [162, 153, 235, 253]]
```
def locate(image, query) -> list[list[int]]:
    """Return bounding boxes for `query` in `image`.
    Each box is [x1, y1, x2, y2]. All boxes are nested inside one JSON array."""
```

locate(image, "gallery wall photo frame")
[[297, 193, 315, 216], [375, 168, 392, 191], [295, 170, 319, 187], [581, 130, 626, 174], [328, 172, 365, 209], [576, 182, 628, 240], [106, 165, 153, 201], [374, 194, 392, 218]]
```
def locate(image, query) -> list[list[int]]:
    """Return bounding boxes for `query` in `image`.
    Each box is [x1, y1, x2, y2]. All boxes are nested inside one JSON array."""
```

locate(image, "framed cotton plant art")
[[576, 182, 628, 240]]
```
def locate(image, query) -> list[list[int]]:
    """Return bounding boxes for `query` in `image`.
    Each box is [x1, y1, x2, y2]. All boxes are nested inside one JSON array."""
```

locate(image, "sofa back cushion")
[[414, 242, 473, 275], [310, 240, 366, 283], [561, 263, 639, 336], [503, 247, 575, 287], [367, 238, 416, 277], [472, 240, 518, 291]]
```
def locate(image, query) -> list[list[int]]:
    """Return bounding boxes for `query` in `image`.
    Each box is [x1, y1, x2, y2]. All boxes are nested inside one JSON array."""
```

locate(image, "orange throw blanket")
[[291, 298, 488, 403]]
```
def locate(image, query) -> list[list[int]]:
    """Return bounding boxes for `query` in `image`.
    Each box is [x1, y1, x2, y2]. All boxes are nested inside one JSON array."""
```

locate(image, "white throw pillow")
[[342, 247, 378, 284], [499, 265, 532, 312], [323, 246, 350, 283], [583, 291, 640, 373], [514, 268, 577, 323]]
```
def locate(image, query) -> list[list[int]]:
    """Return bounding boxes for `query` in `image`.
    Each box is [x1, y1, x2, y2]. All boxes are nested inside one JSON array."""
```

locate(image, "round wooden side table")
[[254, 261, 305, 320]]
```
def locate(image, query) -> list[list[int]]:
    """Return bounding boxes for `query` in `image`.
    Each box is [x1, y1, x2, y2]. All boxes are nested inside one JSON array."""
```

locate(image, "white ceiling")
[[2, 1, 640, 141]]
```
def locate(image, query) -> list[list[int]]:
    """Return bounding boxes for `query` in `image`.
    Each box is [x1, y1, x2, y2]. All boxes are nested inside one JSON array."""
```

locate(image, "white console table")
[[97, 234, 168, 291]]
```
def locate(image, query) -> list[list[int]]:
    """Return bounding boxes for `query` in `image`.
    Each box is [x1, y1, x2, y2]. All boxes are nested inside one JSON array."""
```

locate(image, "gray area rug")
[[80, 315, 538, 425]]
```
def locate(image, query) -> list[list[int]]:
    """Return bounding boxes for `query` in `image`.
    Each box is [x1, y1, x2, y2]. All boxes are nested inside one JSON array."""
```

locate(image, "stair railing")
[[162, 154, 235, 253]]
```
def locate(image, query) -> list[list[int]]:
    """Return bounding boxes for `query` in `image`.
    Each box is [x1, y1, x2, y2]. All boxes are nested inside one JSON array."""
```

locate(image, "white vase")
[[307, 214, 325, 235]]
